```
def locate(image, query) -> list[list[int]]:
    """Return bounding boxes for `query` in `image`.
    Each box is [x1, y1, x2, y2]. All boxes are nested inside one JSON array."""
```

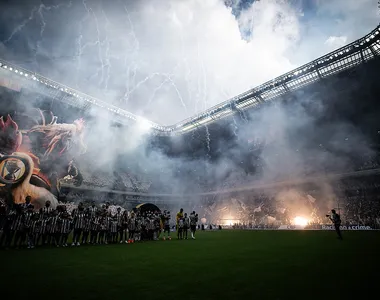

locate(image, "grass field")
[[2, 230, 380, 300]]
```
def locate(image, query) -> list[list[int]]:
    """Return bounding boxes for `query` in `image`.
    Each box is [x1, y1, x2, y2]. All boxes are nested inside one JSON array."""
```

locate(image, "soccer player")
[[120, 210, 128, 244], [72, 204, 85, 246], [115, 207, 123, 243], [328, 209, 343, 240], [162, 211, 171, 240], [0, 206, 15, 249], [128, 213, 136, 243], [189, 211, 198, 239], [49, 210, 60, 247], [81, 211, 92, 245], [147, 215, 155, 241], [31, 212, 41, 248], [23, 204, 35, 249], [135, 215, 142, 242], [153, 212, 161, 241], [176, 208, 184, 228], [88, 202, 97, 218], [60, 210, 72, 247], [39, 201, 53, 246], [22, 196, 33, 211], [12, 204, 25, 248], [104, 213, 111, 244], [90, 212, 100, 244], [183, 213, 189, 239], [177, 217, 184, 240], [99, 217, 107, 245], [110, 217, 118, 243]]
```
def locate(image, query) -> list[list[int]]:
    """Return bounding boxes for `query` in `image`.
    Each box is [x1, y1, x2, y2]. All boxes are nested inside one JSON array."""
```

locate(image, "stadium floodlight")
[[197, 116, 213, 125], [137, 117, 152, 131], [181, 124, 194, 131], [3, 65, 7, 68], [9, 67, 12, 71]]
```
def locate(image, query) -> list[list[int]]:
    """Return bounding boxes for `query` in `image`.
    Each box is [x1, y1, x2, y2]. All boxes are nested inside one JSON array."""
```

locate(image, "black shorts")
[[164, 225, 170, 232], [183, 226, 189, 230], [190, 225, 196, 231]]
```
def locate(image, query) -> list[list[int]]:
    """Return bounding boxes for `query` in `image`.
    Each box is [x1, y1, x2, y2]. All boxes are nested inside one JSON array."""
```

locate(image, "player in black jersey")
[[120, 210, 128, 243], [114, 207, 123, 243], [90, 213, 100, 244], [110, 217, 118, 243], [81, 211, 92, 245], [72, 203, 85, 246], [49, 210, 60, 247], [60, 211, 72, 247], [12, 205, 25, 248], [40, 201, 53, 246], [24, 204, 35, 249]]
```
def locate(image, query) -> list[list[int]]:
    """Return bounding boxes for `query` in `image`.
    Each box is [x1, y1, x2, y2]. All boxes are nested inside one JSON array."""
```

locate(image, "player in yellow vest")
[[176, 208, 184, 229]]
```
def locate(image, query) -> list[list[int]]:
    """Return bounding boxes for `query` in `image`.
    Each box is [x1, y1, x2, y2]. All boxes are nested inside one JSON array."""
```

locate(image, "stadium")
[[0, 1, 380, 299]]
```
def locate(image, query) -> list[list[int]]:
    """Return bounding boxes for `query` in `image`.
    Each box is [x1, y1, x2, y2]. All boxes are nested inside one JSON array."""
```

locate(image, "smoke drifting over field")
[[0, 0, 379, 217]]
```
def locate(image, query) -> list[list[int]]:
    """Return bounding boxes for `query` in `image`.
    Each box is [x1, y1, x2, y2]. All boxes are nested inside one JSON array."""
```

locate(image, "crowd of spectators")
[[62, 170, 152, 193]]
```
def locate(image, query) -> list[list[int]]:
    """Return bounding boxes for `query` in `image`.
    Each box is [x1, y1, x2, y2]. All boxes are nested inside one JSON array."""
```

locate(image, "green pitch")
[[2, 230, 379, 300]]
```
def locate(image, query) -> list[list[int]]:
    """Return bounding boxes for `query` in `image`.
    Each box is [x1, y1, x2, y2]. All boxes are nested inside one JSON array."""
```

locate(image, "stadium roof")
[[1, 25, 379, 136]]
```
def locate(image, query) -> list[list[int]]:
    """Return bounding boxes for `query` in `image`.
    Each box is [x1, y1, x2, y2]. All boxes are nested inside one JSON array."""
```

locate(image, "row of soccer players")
[[0, 201, 199, 249]]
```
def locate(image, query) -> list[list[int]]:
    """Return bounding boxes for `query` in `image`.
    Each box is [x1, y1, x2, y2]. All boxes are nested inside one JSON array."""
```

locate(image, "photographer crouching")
[[326, 209, 343, 240]]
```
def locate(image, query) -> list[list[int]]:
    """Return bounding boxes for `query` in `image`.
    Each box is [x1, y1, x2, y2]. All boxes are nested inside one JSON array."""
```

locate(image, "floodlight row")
[[0, 59, 169, 132], [173, 25, 380, 134]]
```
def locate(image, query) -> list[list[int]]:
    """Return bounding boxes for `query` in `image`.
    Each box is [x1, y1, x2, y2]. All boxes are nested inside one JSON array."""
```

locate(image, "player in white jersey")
[[162, 211, 171, 240], [183, 213, 190, 239], [177, 217, 184, 240], [189, 211, 198, 239], [128, 214, 136, 243]]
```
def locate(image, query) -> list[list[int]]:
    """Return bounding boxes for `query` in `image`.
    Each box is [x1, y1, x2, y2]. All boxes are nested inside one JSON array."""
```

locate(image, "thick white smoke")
[[0, 0, 378, 215], [0, 0, 378, 124]]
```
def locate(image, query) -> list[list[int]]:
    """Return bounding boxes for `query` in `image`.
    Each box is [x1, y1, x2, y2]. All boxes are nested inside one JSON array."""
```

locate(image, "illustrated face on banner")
[[0, 109, 87, 209]]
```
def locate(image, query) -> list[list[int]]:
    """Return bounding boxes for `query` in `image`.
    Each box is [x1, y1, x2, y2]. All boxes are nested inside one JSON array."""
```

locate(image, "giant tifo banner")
[[0, 109, 86, 209]]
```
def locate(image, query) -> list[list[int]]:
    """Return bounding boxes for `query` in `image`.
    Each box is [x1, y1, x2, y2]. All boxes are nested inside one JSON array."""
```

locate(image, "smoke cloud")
[[0, 0, 378, 217]]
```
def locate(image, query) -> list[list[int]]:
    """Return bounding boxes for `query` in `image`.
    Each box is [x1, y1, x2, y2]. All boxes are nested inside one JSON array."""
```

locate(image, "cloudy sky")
[[0, 0, 378, 125]]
